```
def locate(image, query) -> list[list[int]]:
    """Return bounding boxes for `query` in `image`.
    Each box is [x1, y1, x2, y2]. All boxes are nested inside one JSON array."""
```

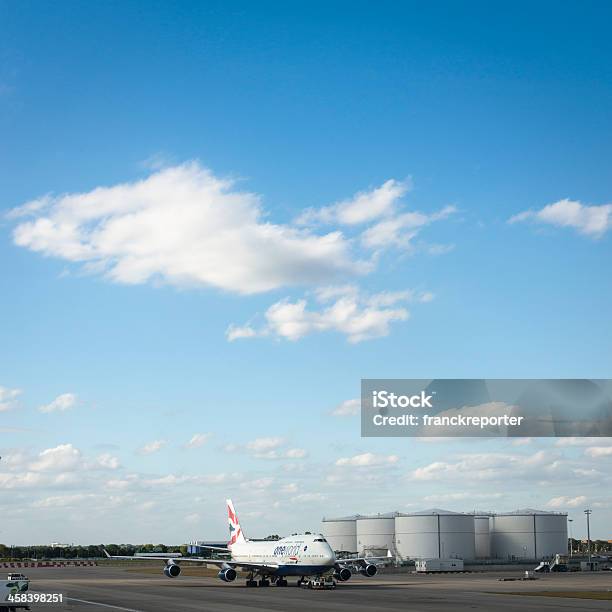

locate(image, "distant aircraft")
[[105, 499, 388, 587]]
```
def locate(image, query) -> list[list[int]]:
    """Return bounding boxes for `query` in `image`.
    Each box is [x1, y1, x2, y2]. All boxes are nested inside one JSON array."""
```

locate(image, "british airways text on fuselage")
[[272, 543, 304, 556]]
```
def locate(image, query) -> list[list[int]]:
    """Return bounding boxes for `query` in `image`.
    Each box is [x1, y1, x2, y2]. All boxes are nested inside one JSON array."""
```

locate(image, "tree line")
[[0, 544, 186, 560], [568, 538, 611, 555]]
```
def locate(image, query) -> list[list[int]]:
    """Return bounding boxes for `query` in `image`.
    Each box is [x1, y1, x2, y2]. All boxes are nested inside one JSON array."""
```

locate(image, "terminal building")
[[322, 508, 567, 561]]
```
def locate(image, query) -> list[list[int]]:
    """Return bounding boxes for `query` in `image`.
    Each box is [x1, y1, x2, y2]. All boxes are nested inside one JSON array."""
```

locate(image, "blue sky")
[[1, 1, 611, 544]]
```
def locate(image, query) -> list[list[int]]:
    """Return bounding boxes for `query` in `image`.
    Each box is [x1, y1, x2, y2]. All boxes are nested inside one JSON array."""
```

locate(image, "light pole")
[[584, 509, 592, 565], [568, 518, 573, 558]]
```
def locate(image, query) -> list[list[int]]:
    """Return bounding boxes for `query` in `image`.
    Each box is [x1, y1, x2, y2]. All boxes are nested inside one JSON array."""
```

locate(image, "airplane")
[[104, 499, 389, 587]]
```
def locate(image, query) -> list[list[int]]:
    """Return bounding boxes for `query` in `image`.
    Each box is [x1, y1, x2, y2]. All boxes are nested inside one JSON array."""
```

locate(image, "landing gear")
[[276, 578, 288, 587], [245, 574, 273, 587]]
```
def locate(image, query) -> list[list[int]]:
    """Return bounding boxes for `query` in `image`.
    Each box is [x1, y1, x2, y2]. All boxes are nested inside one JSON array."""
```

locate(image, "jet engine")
[[163, 562, 181, 578], [359, 563, 378, 577], [333, 566, 352, 581], [218, 567, 237, 582]]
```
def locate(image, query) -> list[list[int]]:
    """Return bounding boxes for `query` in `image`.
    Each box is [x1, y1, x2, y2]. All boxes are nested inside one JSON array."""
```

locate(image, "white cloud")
[[0, 444, 123, 491], [0, 386, 22, 412], [32, 493, 98, 509], [245, 477, 274, 490], [10, 162, 369, 295], [361, 205, 456, 249], [227, 285, 430, 343], [335, 452, 399, 467], [0, 472, 45, 489], [184, 433, 211, 449], [38, 393, 77, 413], [29, 444, 82, 472], [512, 438, 533, 446], [10, 168, 457, 348], [296, 178, 456, 252], [266, 294, 408, 343], [556, 437, 612, 447], [332, 399, 360, 417], [96, 453, 121, 469], [139, 439, 167, 455], [585, 446, 612, 458], [509, 199, 612, 238], [369, 289, 434, 306], [572, 468, 605, 478], [117, 472, 228, 489], [246, 437, 285, 453], [546, 495, 587, 508], [0, 450, 29, 469], [409, 450, 553, 482], [296, 179, 410, 226], [226, 325, 258, 341], [146, 474, 192, 487], [285, 448, 307, 459], [225, 437, 307, 460], [291, 492, 326, 503]]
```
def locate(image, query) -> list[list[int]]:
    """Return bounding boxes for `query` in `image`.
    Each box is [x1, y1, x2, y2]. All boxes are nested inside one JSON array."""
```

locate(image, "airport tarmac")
[[17, 565, 612, 612]]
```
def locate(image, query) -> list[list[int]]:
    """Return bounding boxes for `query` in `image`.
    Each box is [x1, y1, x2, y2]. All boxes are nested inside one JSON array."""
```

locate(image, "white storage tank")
[[356, 513, 397, 555], [395, 509, 476, 560], [490, 509, 568, 560], [321, 516, 358, 553], [474, 515, 491, 559]]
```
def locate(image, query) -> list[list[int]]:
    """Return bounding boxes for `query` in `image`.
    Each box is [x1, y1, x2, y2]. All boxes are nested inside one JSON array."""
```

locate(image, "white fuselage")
[[230, 534, 335, 576]]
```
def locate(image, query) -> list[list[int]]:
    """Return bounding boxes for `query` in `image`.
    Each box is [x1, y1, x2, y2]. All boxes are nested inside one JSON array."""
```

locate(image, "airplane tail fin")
[[226, 499, 246, 547]]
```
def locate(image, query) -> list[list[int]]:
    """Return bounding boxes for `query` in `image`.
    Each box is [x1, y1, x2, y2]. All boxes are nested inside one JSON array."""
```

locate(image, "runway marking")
[[66, 597, 145, 611]]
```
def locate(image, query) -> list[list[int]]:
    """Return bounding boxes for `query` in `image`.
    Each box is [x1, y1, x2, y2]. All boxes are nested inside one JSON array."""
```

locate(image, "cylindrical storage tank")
[[474, 516, 491, 559], [356, 513, 396, 555], [395, 510, 476, 560], [321, 516, 358, 553], [535, 512, 568, 558], [490, 510, 567, 560]]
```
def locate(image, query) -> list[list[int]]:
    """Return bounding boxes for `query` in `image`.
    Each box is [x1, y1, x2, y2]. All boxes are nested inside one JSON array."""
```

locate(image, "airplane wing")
[[216, 561, 280, 572], [336, 552, 393, 567], [103, 550, 278, 572]]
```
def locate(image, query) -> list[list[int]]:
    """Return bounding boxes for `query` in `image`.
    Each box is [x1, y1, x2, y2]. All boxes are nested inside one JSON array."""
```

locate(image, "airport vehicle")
[[534, 554, 569, 573], [415, 559, 464, 573], [105, 499, 387, 587], [299, 575, 336, 589]]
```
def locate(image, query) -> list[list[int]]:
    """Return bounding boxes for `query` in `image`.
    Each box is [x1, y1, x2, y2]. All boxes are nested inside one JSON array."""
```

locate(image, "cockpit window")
[[313, 538, 327, 542]]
